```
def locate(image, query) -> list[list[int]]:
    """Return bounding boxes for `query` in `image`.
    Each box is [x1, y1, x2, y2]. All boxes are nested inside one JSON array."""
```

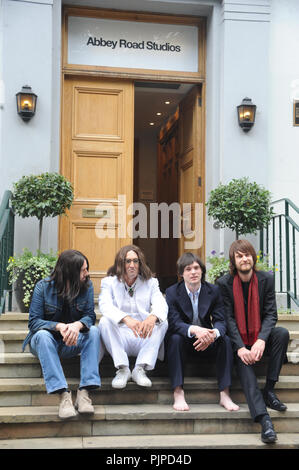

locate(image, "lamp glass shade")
[[16, 86, 37, 121], [237, 97, 256, 132]]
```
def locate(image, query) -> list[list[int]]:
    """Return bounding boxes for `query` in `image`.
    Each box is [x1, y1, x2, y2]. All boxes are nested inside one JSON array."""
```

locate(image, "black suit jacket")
[[165, 280, 227, 338], [216, 270, 277, 351]]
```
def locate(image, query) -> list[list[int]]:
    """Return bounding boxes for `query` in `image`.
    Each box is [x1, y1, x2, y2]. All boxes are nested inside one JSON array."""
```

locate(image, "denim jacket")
[[22, 277, 96, 351]]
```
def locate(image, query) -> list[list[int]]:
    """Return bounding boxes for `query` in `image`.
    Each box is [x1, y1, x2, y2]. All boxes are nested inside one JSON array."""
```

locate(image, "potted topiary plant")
[[206, 177, 274, 239], [7, 249, 58, 312], [7, 172, 73, 312]]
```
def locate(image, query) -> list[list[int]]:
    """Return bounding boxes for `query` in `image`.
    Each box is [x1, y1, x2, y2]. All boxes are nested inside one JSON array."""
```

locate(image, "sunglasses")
[[125, 258, 139, 265]]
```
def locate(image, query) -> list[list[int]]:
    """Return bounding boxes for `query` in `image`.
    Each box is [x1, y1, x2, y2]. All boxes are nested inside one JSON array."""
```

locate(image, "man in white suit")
[[98, 245, 168, 389]]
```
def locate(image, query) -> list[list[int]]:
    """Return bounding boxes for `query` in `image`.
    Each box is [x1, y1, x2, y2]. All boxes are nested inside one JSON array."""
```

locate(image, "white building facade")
[[0, 0, 298, 299]]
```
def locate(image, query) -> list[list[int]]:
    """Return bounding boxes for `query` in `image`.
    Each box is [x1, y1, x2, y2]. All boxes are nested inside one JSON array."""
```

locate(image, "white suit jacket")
[[98, 275, 168, 325]]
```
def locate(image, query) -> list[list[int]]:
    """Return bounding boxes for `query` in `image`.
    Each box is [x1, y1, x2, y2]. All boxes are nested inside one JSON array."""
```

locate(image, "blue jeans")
[[30, 326, 101, 393]]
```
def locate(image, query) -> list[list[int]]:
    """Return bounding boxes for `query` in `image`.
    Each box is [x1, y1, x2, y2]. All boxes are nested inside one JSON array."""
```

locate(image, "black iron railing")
[[0, 191, 15, 313], [260, 198, 298, 310]]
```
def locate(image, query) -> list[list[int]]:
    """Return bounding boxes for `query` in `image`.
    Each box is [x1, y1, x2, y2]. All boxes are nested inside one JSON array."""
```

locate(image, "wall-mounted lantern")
[[16, 85, 37, 122], [237, 97, 256, 132]]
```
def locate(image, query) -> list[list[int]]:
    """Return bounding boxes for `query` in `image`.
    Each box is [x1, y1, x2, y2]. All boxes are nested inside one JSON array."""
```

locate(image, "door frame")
[[60, 6, 206, 260]]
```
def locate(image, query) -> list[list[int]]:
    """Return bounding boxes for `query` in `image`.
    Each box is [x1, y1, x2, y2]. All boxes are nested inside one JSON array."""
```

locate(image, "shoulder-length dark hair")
[[107, 245, 153, 281], [50, 249, 90, 302], [229, 239, 257, 276], [177, 252, 206, 282]]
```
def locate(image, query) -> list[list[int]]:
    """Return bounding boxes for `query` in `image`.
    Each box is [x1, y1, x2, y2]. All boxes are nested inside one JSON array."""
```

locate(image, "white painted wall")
[[267, 0, 299, 309], [206, 0, 271, 258], [268, 0, 299, 207], [0, 0, 56, 255], [204, 3, 223, 259], [0, 0, 5, 180]]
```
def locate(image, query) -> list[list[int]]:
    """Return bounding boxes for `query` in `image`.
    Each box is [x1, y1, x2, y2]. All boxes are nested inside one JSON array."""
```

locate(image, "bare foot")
[[219, 388, 240, 411], [173, 387, 190, 411]]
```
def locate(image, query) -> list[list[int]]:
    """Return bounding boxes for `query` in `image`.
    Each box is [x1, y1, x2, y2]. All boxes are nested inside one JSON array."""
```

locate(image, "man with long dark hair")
[[22, 250, 101, 419], [217, 239, 289, 444], [98, 245, 168, 389]]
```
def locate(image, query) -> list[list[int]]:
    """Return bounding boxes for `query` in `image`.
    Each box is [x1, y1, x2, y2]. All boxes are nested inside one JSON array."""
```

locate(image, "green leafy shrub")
[[207, 251, 229, 283], [7, 249, 57, 309], [11, 172, 73, 251], [206, 177, 274, 239], [8, 172, 73, 311]]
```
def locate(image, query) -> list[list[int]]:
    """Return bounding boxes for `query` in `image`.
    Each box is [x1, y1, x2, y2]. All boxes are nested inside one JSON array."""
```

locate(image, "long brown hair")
[[229, 239, 257, 276], [107, 245, 153, 281], [50, 249, 90, 301]]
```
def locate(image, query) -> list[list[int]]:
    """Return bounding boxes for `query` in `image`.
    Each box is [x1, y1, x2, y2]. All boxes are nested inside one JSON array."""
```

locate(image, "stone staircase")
[[0, 313, 299, 449]]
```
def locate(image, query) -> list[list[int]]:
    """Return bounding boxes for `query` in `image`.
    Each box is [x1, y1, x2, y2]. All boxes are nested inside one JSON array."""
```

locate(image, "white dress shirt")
[[185, 283, 220, 340]]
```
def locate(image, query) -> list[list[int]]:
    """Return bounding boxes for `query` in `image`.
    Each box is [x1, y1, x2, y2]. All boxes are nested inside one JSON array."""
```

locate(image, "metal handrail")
[[271, 198, 299, 214], [260, 198, 298, 310], [0, 191, 12, 218], [0, 191, 15, 314]]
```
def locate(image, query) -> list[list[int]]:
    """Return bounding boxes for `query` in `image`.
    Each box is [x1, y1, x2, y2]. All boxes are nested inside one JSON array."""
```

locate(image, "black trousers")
[[166, 333, 234, 392], [235, 326, 289, 421]]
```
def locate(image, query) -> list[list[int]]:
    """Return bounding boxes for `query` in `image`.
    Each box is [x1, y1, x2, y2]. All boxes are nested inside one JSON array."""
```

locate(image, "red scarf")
[[233, 271, 261, 346]]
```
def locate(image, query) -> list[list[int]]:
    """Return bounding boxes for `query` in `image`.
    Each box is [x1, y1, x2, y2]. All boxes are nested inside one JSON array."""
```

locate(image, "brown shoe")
[[75, 388, 94, 414], [58, 391, 77, 419]]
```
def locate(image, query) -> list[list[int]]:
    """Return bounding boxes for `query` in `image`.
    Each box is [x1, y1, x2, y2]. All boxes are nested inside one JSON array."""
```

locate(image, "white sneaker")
[[112, 367, 131, 389], [132, 366, 152, 387]]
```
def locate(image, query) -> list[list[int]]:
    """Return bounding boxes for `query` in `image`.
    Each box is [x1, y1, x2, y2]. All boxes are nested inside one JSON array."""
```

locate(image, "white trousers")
[[99, 316, 168, 370]]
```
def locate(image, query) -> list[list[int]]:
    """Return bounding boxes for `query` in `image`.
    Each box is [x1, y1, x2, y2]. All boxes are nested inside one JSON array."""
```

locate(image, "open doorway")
[[133, 81, 196, 291]]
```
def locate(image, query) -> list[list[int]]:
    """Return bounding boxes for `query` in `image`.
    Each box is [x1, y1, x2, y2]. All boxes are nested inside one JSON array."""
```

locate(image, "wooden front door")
[[60, 76, 134, 295], [157, 112, 179, 290], [178, 85, 205, 260], [156, 84, 205, 288]]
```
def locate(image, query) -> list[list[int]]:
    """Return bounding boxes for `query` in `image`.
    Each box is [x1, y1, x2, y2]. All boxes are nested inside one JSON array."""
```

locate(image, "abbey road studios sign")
[[68, 16, 199, 72]]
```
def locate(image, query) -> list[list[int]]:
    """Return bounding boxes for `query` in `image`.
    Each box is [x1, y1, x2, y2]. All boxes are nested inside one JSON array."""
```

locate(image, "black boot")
[[263, 388, 287, 412], [259, 415, 277, 444]]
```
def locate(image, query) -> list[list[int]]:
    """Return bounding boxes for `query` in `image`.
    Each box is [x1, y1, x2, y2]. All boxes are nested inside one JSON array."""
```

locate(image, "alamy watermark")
[[94, 195, 203, 250]]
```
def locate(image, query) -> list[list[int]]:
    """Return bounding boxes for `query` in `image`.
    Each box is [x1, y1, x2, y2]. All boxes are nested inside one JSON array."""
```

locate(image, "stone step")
[[0, 312, 102, 330], [0, 313, 30, 330], [1, 432, 299, 449], [1, 312, 298, 448], [0, 331, 28, 352], [0, 352, 298, 378], [0, 376, 298, 407], [276, 314, 299, 329], [1, 312, 299, 328], [1, 329, 299, 354], [1, 313, 299, 355], [0, 403, 298, 440], [3, 330, 293, 339]]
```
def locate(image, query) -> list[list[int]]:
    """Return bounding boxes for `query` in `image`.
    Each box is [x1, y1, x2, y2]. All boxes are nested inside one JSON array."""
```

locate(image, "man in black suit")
[[165, 252, 239, 412], [217, 239, 289, 444]]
